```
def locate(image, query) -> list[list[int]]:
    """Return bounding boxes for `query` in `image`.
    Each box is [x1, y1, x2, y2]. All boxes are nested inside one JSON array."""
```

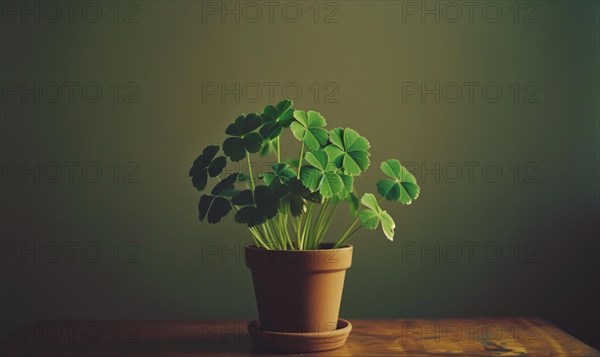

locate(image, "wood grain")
[[2, 318, 598, 356]]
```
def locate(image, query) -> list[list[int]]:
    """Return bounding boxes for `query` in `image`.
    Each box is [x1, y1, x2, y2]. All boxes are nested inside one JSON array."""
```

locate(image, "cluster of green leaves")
[[338, 160, 420, 244], [293, 113, 368, 201], [189, 100, 421, 250]]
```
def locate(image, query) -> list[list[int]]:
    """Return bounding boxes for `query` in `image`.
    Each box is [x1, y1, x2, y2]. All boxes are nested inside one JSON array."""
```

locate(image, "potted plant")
[[189, 100, 420, 352]]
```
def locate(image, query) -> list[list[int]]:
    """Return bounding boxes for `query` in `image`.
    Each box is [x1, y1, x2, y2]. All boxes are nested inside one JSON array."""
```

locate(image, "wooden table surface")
[[2, 318, 598, 356]]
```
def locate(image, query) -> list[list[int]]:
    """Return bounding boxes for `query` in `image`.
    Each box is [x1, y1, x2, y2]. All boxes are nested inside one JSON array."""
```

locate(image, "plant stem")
[[316, 200, 332, 239], [297, 141, 305, 178], [308, 201, 326, 249], [277, 137, 281, 163], [333, 196, 386, 248], [272, 217, 285, 249], [246, 151, 255, 190], [284, 214, 293, 248], [316, 200, 338, 247], [334, 217, 360, 249], [249, 227, 269, 249], [296, 215, 304, 250], [261, 224, 278, 249], [303, 204, 313, 249], [335, 225, 363, 248], [290, 214, 298, 235], [301, 203, 315, 249], [265, 220, 282, 250], [276, 214, 285, 249], [280, 213, 292, 249], [313, 199, 328, 237]]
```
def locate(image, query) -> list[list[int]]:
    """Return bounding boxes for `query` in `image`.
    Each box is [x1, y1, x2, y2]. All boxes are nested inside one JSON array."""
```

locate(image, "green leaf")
[[286, 194, 306, 217], [376, 159, 420, 204], [275, 178, 322, 217], [189, 145, 227, 191], [285, 158, 300, 168], [223, 114, 265, 161], [299, 149, 344, 198], [260, 163, 296, 186], [235, 206, 265, 227], [320, 171, 344, 198], [219, 188, 240, 198], [259, 117, 283, 140], [325, 128, 371, 176], [338, 174, 354, 198], [358, 193, 396, 241], [275, 100, 295, 127], [207, 157, 227, 177], [259, 139, 277, 156], [196, 173, 239, 224], [225, 113, 262, 136], [233, 186, 280, 227], [376, 180, 400, 201], [300, 166, 323, 191], [380, 211, 395, 240], [304, 149, 328, 171], [223, 137, 247, 162], [259, 100, 295, 141], [243, 132, 263, 153], [358, 209, 380, 230], [346, 192, 360, 216], [198, 195, 232, 224], [255, 187, 280, 219], [291, 110, 328, 150], [305, 191, 324, 204], [231, 189, 254, 205], [380, 159, 402, 178], [361, 192, 380, 211], [212, 173, 238, 196]]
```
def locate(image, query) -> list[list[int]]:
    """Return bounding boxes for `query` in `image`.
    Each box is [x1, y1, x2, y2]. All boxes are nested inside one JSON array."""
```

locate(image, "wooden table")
[[2, 318, 598, 356]]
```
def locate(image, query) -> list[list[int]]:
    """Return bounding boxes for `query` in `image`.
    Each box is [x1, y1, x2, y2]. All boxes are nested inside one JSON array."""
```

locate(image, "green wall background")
[[1, 0, 598, 348]]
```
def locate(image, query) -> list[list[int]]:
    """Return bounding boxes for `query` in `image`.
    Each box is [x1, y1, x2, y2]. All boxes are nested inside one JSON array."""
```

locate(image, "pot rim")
[[244, 243, 352, 253]]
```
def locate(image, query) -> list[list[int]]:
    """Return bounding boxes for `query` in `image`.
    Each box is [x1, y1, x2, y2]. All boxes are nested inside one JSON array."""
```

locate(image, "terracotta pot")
[[245, 243, 353, 333]]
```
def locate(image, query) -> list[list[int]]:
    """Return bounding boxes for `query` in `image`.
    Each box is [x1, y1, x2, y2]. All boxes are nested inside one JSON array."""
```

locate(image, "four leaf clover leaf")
[[324, 128, 371, 176], [198, 173, 239, 224], [358, 193, 396, 241], [300, 149, 344, 198], [376, 159, 420, 205], [223, 113, 264, 161], [189, 145, 227, 191], [291, 110, 329, 150]]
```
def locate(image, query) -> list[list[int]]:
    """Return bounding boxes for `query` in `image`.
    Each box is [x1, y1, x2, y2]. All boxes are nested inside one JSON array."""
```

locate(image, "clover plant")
[[189, 100, 420, 250]]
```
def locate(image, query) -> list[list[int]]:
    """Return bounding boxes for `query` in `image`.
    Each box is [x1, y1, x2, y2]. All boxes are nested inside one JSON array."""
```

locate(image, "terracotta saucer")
[[247, 318, 352, 353]]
